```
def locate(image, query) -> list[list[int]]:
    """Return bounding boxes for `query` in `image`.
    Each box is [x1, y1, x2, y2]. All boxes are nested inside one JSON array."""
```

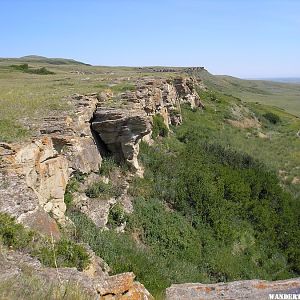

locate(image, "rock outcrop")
[[166, 279, 300, 300], [92, 108, 151, 172], [0, 76, 203, 230], [0, 76, 203, 300], [91, 77, 204, 173], [0, 94, 102, 227], [0, 246, 153, 300]]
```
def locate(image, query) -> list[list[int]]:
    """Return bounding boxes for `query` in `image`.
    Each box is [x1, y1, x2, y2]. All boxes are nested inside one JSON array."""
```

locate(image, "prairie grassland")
[[197, 70, 300, 117]]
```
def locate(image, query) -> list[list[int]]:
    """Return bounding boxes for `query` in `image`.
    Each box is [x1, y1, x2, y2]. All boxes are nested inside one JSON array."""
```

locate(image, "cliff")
[[0, 76, 203, 299]]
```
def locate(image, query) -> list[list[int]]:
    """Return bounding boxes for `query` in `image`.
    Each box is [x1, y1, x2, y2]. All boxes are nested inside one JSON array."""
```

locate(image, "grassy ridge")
[[190, 68, 300, 117]]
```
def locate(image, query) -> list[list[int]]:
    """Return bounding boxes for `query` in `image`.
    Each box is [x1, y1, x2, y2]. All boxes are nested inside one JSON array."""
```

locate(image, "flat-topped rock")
[[166, 278, 300, 300]]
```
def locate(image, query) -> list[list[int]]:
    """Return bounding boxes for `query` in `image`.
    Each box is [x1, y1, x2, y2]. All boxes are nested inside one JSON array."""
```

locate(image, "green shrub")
[[0, 212, 90, 271], [107, 203, 128, 229], [64, 172, 84, 208], [263, 112, 281, 124], [152, 114, 169, 138], [100, 157, 118, 176], [10, 64, 55, 75], [85, 181, 121, 199], [10, 63, 29, 71], [36, 239, 90, 271], [0, 213, 35, 250]]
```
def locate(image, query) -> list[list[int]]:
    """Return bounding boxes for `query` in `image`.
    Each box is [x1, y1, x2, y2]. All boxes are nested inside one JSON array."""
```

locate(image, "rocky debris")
[[166, 279, 300, 300], [73, 192, 116, 228], [0, 247, 153, 300]]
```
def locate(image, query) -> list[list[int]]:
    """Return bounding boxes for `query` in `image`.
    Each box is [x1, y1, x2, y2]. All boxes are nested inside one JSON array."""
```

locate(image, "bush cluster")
[[0, 213, 90, 271], [107, 203, 128, 229], [263, 112, 281, 124], [85, 181, 121, 199], [152, 114, 169, 138], [10, 63, 55, 75]]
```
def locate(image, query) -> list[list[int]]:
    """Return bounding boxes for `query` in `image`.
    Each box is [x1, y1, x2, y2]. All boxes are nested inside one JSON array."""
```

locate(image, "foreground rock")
[[0, 246, 153, 300], [166, 279, 300, 300]]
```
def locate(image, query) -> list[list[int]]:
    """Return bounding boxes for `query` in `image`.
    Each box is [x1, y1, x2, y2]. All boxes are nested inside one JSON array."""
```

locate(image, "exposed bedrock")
[[166, 278, 300, 300], [91, 76, 204, 172], [91, 108, 151, 172]]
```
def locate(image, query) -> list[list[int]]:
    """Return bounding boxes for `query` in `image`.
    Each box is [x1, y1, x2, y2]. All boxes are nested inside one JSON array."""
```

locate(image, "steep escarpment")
[[0, 75, 203, 299]]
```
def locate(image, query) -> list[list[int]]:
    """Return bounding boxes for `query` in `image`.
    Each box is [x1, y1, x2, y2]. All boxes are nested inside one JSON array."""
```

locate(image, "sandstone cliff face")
[[0, 76, 202, 230], [166, 279, 300, 300], [92, 108, 151, 172], [0, 93, 101, 229], [91, 77, 204, 174]]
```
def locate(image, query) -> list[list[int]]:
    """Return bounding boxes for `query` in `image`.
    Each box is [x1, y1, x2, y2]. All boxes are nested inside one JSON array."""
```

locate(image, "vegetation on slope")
[[69, 92, 300, 297]]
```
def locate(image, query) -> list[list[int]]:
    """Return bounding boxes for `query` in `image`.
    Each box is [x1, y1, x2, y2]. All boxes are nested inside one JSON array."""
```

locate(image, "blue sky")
[[1, 0, 299, 78]]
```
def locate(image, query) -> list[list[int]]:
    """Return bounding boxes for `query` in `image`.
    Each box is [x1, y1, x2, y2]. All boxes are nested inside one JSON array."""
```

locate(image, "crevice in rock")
[[90, 119, 111, 158]]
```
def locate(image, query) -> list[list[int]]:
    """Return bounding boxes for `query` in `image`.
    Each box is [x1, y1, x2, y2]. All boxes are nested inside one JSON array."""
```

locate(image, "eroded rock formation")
[[0, 93, 102, 228], [92, 108, 151, 172]]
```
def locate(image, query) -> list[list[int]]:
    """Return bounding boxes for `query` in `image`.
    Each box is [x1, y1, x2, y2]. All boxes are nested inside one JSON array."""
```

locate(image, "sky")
[[1, 0, 299, 78]]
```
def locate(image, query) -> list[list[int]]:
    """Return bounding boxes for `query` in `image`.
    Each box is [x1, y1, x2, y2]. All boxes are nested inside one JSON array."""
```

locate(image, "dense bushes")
[[85, 181, 122, 199], [263, 112, 281, 124], [136, 137, 300, 277], [152, 114, 169, 138], [36, 239, 90, 271], [0, 213, 36, 250], [107, 203, 128, 228], [10, 63, 55, 75]]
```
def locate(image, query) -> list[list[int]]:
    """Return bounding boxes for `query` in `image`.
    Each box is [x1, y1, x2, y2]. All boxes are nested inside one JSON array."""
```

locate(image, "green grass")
[[176, 91, 300, 197], [0, 273, 93, 300]]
